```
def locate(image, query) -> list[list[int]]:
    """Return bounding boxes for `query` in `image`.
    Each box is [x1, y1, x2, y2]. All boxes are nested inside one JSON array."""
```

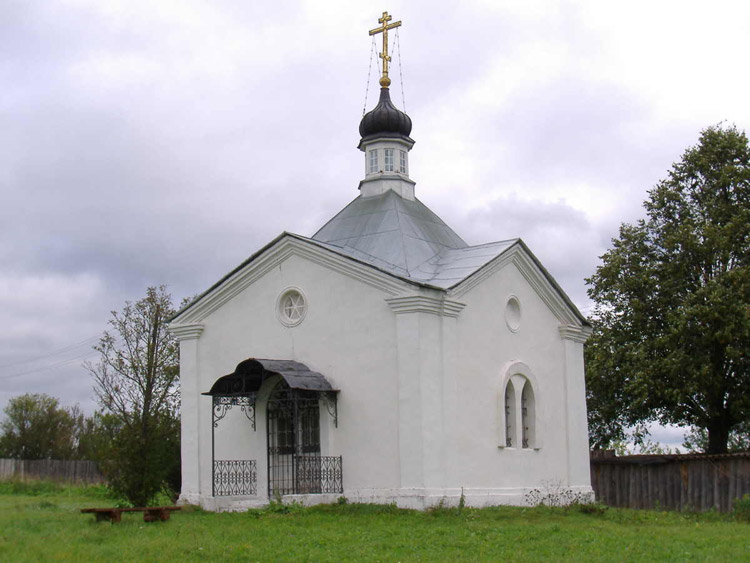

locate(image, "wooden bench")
[[80, 506, 181, 523]]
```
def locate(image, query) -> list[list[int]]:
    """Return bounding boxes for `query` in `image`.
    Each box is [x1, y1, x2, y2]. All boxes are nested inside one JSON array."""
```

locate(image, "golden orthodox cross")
[[369, 11, 402, 88]]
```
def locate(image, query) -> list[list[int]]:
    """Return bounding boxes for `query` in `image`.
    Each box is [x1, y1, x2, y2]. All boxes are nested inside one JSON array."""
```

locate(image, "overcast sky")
[[2, 1, 749, 446]]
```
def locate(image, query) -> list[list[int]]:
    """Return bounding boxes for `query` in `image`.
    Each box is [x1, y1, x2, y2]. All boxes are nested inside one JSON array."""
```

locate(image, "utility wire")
[[0, 348, 99, 380], [0, 333, 129, 380], [0, 334, 101, 369]]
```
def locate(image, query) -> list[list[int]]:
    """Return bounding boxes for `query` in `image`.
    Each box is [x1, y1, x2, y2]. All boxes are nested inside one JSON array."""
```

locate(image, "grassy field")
[[1, 482, 748, 562]]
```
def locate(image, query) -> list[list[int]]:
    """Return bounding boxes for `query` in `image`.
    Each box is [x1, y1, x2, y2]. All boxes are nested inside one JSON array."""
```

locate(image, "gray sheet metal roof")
[[312, 191, 516, 289], [203, 358, 337, 395]]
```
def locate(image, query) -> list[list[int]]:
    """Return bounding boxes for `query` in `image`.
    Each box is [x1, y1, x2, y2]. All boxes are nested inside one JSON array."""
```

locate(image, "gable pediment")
[[448, 240, 589, 328], [170, 233, 414, 325]]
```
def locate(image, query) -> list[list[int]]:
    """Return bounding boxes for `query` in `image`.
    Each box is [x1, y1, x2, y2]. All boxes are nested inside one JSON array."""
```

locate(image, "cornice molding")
[[168, 323, 204, 341], [558, 325, 593, 343], [359, 176, 416, 200], [512, 253, 580, 326], [385, 295, 466, 318], [175, 236, 411, 324], [359, 174, 416, 187]]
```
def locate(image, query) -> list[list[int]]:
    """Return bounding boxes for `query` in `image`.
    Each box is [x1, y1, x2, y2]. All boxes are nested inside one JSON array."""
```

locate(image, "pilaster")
[[169, 323, 204, 502], [387, 295, 465, 490], [559, 324, 592, 487]]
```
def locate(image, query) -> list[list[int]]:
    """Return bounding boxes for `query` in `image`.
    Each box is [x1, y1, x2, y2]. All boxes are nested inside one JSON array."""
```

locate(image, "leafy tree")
[[0, 393, 79, 459], [86, 286, 180, 506], [682, 421, 750, 453], [586, 124, 750, 454], [74, 411, 122, 463]]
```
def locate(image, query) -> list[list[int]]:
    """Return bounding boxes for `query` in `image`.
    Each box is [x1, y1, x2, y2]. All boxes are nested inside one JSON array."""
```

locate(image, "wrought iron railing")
[[268, 455, 343, 496], [296, 455, 343, 494], [213, 459, 257, 496]]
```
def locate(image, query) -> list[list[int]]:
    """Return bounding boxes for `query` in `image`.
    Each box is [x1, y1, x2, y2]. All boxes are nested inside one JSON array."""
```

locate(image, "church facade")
[[169, 14, 593, 511]]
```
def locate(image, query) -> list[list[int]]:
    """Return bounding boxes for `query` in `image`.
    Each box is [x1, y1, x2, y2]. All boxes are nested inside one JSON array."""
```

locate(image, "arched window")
[[521, 380, 535, 449], [500, 365, 540, 450], [504, 379, 516, 448]]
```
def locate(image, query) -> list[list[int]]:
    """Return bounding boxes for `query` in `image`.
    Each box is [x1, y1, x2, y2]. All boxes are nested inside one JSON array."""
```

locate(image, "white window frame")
[[276, 287, 308, 327], [399, 150, 408, 174], [368, 150, 379, 174], [384, 148, 394, 172]]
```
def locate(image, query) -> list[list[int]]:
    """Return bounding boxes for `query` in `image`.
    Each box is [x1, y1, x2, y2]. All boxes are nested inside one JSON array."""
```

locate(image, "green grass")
[[0, 484, 748, 561]]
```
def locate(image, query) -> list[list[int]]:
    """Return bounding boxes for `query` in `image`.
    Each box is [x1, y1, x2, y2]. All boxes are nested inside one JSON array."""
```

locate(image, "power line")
[[0, 348, 100, 381], [0, 334, 101, 369]]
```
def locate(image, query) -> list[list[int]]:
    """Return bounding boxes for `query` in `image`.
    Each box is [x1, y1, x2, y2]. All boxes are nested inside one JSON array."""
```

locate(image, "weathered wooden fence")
[[0, 459, 104, 483], [590, 451, 750, 512]]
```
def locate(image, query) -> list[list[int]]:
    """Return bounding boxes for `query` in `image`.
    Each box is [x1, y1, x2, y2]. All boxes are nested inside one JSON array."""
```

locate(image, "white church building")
[[169, 14, 593, 511]]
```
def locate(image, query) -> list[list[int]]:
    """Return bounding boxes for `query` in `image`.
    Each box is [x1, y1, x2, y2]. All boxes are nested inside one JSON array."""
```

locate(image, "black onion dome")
[[359, 88, 412, 143]]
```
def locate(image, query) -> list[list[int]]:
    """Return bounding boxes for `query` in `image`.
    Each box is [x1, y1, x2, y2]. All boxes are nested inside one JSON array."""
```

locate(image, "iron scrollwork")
[[295, 455, 343, 494], [214, 459, 257, 496], [212, 393, 257, 430], [213, 396, 231, 427]]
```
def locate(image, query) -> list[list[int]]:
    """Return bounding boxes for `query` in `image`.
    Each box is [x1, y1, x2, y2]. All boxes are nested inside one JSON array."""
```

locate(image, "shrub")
[[733, 494, 750, 522]]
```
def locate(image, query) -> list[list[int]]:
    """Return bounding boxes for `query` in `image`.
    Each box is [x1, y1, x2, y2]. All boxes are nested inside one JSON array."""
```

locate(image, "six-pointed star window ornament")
[[283, 293, 304, 322], [277, 288, 307, 327]]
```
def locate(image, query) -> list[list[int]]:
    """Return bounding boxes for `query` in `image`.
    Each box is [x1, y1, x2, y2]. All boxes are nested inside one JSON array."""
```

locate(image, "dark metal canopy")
[[203, 358, 338, 397]]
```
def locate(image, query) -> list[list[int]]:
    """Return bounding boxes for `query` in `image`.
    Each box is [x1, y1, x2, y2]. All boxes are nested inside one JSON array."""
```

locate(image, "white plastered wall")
[[441, 258, 592, 504], [182, 252, 407, 508], [174, 244, 591, 510]]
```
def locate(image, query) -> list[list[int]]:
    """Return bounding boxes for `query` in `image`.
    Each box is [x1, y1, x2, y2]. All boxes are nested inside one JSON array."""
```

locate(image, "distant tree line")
[[0, 393, 96, 460]]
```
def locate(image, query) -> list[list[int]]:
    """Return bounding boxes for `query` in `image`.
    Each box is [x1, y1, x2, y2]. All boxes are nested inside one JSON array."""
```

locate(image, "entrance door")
[[266, 381, 321, 496]]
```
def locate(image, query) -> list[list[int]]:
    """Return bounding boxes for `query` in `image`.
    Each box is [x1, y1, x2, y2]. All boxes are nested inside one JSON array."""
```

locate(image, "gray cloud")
[[459, 195, 606, 309]]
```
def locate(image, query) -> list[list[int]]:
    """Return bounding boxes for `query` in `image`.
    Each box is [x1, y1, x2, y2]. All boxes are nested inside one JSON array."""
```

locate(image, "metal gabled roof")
[[312, 190, 468, 279], [311, 191, 521, 290], [408, 240, 517, 286]]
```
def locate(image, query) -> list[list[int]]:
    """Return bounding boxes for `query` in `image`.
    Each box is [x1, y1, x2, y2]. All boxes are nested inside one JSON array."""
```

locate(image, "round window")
[[505, 295, 521, 333], [277, 288, 307, 327]]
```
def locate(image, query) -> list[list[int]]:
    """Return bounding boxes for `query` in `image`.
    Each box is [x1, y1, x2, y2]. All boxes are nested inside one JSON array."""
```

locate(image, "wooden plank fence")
[[590, 451, 750, 512], [0, 459, 104, 484]]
